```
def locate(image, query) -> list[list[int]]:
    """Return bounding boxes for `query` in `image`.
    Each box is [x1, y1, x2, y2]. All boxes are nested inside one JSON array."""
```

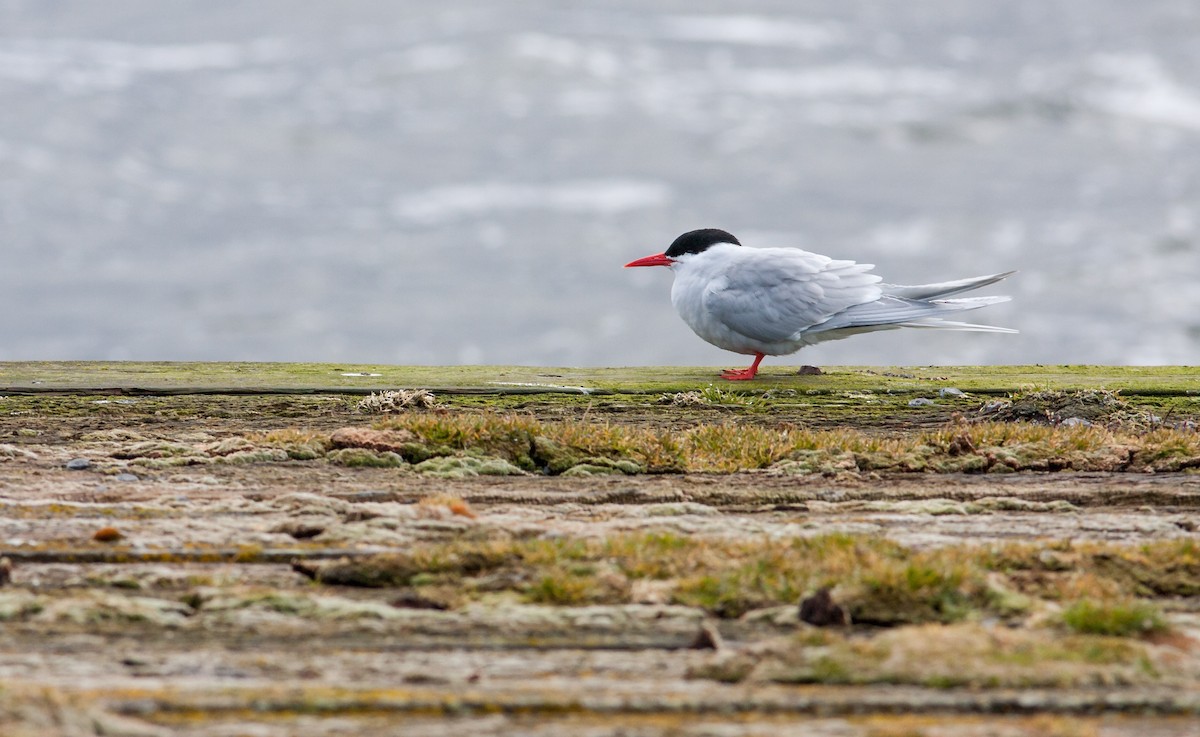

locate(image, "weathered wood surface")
[[1, 362, 1199, 736], [3, 360, 1198, 394]]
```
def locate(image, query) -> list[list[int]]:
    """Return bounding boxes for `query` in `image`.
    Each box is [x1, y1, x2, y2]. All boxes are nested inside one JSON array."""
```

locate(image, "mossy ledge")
[[3, 361, 1199, 396]]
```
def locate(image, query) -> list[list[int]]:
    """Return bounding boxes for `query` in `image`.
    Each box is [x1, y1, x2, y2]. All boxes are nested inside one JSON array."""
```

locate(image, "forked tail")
[[812, 273, 1017, 334], [880, 271, 1016, 300]]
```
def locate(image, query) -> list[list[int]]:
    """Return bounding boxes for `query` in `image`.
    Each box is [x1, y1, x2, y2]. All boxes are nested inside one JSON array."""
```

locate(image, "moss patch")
[[692, 623, 1164, 688], [413, 455, 526, 478], [325, 448, 407, 468]]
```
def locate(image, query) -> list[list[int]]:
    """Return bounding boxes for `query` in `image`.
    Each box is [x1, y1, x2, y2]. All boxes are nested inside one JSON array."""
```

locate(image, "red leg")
[[720, 353, 765, 381]]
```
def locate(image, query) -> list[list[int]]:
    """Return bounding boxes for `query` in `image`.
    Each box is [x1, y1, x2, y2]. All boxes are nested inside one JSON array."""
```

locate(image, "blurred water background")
[[2, 1, 1199, 367]]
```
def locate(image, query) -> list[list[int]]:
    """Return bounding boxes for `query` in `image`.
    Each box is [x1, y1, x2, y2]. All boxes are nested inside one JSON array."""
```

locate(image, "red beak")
[[624, 253, 674, 268]]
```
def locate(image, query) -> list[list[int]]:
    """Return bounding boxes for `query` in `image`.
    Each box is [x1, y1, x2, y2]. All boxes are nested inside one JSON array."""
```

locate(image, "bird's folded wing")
[[812, 294, 1013, 333], [703, 250, 882, 344]]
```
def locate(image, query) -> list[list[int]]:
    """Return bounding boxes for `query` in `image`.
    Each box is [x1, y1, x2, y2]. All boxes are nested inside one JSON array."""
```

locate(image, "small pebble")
[[938, 387, 965, 398], [272, 520, 326, 540], [1060, 416, 1093, 427], [65, 458, 92, 471], [799, 587, 849, 627], [688, 622, 725, 650], [291, 560, 321, 580], [390, 591, 450, 610], [908, 398, 935, 407], [93, 526, 123, 542], [115, 473, 139, 482]]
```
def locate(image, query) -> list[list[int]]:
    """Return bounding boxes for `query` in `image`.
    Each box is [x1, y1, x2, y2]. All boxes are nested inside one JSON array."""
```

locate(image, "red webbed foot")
[[720, 368, 757, 381], [718, 353, 766, 381]]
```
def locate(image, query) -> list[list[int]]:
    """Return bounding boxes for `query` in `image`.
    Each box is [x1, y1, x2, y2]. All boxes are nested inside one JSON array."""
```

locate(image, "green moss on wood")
[[4, 361, 1199, 396]]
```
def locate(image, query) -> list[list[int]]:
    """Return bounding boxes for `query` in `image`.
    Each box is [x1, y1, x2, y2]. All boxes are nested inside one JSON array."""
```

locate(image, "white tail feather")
[[896, 319, 1019, 333], [882, 271, 1016, 300]]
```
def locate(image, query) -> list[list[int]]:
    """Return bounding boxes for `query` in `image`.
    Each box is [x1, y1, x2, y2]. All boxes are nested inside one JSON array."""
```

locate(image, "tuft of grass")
[[525, 569, 599, 605], [667, 534, 988, 622], [698, 385, 767, 408], [603, 531, 695, 580], [1062, 599, 1166, 637], [248, 428, 329, 447], [247, 429, 330, 460], [525, 575, 586, 605], [986, 539, 1200, 598], [850, 555, 981, 625], [363, 410, 1200, 475]]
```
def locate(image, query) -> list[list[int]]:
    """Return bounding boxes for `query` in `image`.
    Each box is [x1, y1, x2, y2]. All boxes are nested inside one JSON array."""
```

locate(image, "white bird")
[[625, 228, 1015, 381]]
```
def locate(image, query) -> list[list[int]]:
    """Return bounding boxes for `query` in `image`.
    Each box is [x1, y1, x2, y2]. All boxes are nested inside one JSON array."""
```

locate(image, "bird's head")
[[624, 228, 741, 268]]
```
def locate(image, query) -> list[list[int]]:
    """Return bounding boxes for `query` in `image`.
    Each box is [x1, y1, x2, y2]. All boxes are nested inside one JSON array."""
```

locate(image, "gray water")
[[3, 1, 1199, 368]]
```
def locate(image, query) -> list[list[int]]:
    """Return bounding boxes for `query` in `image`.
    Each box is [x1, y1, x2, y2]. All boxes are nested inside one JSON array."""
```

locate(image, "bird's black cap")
[[665, 228, 741, 258]]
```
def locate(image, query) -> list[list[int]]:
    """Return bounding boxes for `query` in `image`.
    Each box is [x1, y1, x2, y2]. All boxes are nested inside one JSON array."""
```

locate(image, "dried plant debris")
[[979, 389, 1193, 431], [356, 389, 440, 413], [656, 385, 781, 409], [658, 391, 707, 406]]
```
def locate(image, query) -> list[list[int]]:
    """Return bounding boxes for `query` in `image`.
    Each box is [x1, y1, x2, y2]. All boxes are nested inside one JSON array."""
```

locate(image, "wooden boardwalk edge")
[[2, 361, 1198, 396]]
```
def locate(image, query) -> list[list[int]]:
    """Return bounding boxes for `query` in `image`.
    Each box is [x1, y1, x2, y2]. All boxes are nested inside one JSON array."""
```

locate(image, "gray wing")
[[703, 248, 882, 344]]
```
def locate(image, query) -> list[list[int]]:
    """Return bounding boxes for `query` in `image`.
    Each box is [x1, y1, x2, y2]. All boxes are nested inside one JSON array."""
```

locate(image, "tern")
[[625, 228, 1015, 380]]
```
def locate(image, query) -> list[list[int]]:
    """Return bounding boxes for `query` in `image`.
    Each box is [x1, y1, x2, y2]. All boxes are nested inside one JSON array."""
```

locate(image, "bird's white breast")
[[669, 245, 807, 356]]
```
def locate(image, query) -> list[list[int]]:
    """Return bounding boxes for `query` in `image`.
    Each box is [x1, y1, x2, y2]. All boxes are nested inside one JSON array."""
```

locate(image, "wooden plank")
[[2, 361, 1198, 395]]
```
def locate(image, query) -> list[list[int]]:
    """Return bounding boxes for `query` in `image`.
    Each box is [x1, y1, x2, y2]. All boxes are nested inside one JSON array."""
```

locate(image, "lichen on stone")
[[413, 455, 525, 478]]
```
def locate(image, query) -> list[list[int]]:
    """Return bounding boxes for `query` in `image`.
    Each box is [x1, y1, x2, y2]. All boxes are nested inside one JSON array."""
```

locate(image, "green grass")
[[1062, 599, 1166, 636], [303, 533, 1188, 632]]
